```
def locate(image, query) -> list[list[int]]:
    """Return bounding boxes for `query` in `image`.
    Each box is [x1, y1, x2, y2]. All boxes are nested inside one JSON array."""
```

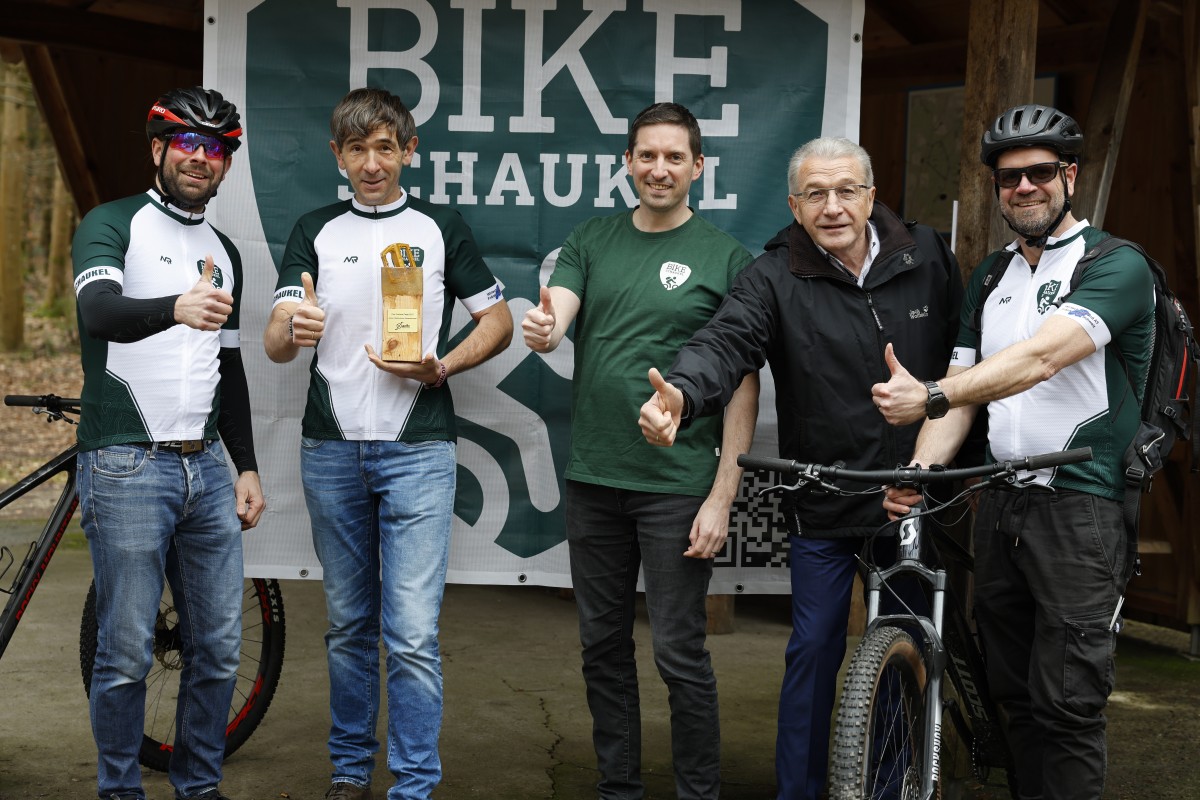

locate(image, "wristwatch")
[[924, 381, 950, 419]]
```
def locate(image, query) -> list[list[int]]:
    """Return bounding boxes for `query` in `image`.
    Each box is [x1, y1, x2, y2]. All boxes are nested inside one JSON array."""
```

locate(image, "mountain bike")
[[736, 447, 1094, 800], [0, 393, 286, 772]]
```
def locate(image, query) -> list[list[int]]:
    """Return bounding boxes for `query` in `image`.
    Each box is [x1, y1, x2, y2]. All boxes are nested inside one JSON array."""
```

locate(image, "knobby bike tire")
[[828, 626, 936, 800], [78, 577, 286, 772]]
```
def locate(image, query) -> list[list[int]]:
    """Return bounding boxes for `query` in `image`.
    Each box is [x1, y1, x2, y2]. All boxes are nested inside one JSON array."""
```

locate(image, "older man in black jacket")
[[638, 136, 964, 800]]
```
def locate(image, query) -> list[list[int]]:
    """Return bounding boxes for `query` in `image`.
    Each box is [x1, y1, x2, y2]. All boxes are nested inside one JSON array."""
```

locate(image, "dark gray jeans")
[[565, 480, 719, 800], [974, 487, 1127, 800]]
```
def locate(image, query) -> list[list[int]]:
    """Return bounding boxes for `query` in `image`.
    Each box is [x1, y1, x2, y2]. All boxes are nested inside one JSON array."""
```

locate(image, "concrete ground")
[[1, 531, 1196, 800]]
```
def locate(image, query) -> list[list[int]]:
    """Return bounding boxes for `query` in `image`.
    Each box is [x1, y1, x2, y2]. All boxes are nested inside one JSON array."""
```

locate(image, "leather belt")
[[138, 439, 208, 454]]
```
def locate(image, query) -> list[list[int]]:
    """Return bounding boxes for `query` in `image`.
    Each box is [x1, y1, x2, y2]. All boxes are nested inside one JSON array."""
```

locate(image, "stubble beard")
[[158, 159, 219, 211], [1002, 191, 1064, 239]]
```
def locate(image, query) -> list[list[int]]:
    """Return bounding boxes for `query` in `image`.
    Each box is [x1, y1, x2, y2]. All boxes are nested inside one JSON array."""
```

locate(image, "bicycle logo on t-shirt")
[[659, 261, 692, 291], [1036, 280, 1062, 314]]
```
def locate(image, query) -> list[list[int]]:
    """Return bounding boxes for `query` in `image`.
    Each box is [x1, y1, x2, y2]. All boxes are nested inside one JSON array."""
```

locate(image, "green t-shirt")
[[549, 211, 752, 496]]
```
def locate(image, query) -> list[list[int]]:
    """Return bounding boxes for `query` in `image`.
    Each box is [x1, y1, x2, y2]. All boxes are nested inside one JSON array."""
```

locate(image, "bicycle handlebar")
[[4, 394, 82, 413], [736, 447, 1093, 486]]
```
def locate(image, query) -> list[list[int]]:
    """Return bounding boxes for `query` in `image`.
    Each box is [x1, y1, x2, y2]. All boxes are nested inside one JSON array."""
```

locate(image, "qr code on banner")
[[715, 469, 789, 569]]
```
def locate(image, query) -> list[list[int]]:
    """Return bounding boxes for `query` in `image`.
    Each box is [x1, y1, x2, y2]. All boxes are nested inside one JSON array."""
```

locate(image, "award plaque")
[[380, 243, 423, 362]]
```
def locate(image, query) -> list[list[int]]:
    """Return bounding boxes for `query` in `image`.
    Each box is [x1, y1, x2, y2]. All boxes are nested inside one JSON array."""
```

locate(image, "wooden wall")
[[861, 11, 1199, 633]]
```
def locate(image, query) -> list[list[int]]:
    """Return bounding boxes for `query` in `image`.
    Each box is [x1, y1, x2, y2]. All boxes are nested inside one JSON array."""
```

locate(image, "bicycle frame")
[[861, 509, 1008, 799], [0, 442, 80, 659], [738, 447, 1092, 799]]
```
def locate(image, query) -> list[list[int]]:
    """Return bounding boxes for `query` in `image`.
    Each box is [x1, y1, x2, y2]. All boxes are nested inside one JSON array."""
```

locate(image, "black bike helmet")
[[980, 104, 1083, 167], [146, 87, 243, 152]]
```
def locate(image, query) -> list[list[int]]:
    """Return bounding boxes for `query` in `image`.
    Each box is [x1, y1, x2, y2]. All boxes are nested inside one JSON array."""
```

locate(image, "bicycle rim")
[[829, 626, 933, 800], [80, 577, 286, 772]]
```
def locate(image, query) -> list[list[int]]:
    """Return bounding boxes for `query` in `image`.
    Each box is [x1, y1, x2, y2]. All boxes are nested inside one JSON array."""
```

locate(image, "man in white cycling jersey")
[[264, 87, 512, 800], [873, 104, 1154, 800], [73, 87, 264, 800]]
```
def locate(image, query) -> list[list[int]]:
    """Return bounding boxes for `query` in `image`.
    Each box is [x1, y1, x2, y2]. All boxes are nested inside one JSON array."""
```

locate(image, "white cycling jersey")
[[950, 220, 1153, 499], [72, 191, 242, 451], [273, 192, 503, 442]]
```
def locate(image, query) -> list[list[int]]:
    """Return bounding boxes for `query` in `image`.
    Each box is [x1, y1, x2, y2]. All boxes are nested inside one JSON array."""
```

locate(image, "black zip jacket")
[[667, 203, 963, 538]]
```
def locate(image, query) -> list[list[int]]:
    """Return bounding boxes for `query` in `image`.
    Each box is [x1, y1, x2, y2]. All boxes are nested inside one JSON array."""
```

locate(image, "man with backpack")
[[871, 104, 1157, 800]]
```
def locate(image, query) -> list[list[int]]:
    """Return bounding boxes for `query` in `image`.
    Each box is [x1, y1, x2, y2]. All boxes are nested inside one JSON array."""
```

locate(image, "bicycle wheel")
[[79, 577, 286, 772], [829, 626, 933, 800]]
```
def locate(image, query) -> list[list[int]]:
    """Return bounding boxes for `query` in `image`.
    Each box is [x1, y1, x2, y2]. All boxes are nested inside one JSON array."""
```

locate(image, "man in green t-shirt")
[[521, 102, 755, 800]]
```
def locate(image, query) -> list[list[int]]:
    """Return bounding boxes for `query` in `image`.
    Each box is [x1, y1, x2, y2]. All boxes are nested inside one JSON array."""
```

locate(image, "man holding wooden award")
[[264, 88, 512, 800]]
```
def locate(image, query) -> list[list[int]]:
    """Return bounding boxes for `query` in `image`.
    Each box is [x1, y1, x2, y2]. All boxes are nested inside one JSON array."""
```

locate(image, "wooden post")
[[706, 594, 734, 635], [1184, 0, 1200, 629], [20, 45, 101, 215], [44, 169, 75, 318], [954, 0, 1039, 278], [0, 59, 28, 351], [1073, 0, 1150, 229]]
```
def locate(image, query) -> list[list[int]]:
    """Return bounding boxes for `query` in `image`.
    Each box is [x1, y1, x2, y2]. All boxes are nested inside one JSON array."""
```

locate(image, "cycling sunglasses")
[[992, 161, 1068, 189], [167, 131, 232, 160]]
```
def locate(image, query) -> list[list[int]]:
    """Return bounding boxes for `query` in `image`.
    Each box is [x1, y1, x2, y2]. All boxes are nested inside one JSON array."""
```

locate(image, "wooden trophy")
[[380, 243, 423, 362]]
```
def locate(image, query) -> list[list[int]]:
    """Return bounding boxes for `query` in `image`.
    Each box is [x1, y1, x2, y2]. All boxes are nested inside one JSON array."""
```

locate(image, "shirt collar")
[[817, 221, 879, 286]]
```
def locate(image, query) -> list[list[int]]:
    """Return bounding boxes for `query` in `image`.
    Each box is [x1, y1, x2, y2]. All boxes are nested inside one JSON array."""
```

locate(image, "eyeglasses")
[[992, 161, 1067, 189], [167, 131, 231, 160], [791, 184, 871, 207]]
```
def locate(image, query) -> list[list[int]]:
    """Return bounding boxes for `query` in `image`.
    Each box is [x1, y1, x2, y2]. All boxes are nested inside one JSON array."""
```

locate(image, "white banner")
[[206, 0, 864, 591]]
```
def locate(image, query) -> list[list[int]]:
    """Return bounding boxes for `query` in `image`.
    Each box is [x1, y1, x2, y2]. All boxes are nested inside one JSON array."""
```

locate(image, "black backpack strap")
[[969, 249, 1017, 363]]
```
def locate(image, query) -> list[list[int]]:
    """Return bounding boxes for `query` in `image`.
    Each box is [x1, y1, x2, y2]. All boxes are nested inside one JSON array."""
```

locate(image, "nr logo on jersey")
[[1036, 280, 1062, 314], [195, 259, 226, 288], [659, 261, 692, 291]]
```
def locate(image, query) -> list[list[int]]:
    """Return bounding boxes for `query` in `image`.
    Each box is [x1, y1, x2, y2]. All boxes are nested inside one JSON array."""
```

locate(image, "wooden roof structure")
[[3, 0, 1197, 634]]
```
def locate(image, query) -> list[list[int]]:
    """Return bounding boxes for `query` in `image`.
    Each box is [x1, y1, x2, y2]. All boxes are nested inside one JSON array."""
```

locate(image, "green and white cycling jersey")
[[950, 220, 1154, 499], [273, 192, 503, 442], [72, 191, 242, 451]]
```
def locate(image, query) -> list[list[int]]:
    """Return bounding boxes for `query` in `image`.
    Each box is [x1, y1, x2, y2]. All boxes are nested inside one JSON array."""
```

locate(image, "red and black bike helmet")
[[146, 87, 243, 152]]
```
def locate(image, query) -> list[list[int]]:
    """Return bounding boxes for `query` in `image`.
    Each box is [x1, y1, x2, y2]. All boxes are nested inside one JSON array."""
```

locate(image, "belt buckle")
[[180, 439, 204, 454]]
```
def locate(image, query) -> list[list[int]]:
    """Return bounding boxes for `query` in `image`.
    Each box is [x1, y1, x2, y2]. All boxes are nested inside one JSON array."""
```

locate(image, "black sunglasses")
[[992, 161, 1068, 189]]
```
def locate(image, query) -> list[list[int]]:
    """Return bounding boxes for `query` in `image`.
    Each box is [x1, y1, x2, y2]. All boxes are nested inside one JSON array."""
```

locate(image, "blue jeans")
[[302, 438, 456, 800], [79, 441, 243, 800], [564, 480, 719, 800]]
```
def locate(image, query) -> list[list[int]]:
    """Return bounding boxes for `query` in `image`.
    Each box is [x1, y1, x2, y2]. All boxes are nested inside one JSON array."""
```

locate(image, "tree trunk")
[[44, 169, 75, 318], [0, 61, 28, 350]]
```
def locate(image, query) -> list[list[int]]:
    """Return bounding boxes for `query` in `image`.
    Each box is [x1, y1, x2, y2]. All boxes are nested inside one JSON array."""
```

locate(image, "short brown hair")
[[627, 102, 702, 160], [330, 88, 416, 149]]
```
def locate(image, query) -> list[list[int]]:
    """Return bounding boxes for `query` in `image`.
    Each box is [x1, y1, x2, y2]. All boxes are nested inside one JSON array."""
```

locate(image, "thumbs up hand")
[[175, 254, 234, 331], [871, 342, 932, 426], [639, 367, 685, 447], [290, 271, 326, 347], [522, 286, 558, 352]]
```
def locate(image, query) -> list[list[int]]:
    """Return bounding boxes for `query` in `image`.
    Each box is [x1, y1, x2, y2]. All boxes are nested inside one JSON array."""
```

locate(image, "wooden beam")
[[862, 22, 1106, 97], [1073, 0, 1151, 228], [0, 2, 201, 68], [21, 45, 101, 215], [954, 0, 1039, 278], [867, 0, 939, 46]]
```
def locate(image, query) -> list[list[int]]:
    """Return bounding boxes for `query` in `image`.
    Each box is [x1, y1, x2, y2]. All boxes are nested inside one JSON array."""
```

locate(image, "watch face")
[[925, 382, 950, 419]]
